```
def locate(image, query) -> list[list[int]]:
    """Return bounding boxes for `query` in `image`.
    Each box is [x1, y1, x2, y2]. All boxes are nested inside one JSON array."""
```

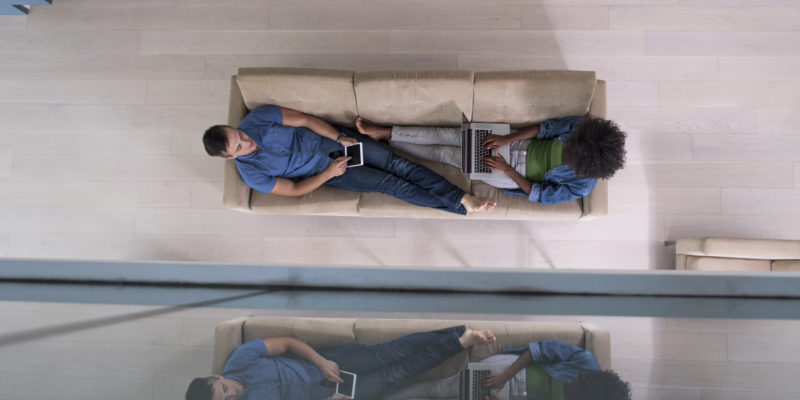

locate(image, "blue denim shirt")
[[221, 339, 324, 400], [503, 340, 601, 383], [504, 117, 598, 204], [234, 105, 339, 194]]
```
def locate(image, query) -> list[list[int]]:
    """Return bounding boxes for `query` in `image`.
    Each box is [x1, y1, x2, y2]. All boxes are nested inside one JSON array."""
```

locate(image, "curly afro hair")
[[567, 369, 632, 400], [562, 117, 626, 179]]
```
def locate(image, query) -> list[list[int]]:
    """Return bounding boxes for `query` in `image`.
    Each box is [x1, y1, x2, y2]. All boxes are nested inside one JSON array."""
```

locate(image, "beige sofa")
[[676, 237, 800, 271], [212, 316, 611, 398], [223, 68, 608, 220]]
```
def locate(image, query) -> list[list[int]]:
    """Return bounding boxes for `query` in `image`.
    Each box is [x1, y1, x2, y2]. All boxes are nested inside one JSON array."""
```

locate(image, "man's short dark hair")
[[203, 125, 233, 157], [185, 376, 216, 400], [562, 116, 626, 179], [567, 369, 632, 400]]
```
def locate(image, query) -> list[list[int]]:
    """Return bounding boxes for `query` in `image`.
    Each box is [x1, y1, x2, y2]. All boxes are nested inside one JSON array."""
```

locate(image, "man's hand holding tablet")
[[344, 143, 363, 167]]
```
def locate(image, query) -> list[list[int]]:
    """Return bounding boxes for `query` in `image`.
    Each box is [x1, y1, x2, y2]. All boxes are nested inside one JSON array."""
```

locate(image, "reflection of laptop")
[[460, 113, 511, 180], [458, 361, 510, 400]]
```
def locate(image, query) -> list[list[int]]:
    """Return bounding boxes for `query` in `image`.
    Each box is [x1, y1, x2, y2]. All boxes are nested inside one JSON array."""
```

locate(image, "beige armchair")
[[676, 237, 800, 271]]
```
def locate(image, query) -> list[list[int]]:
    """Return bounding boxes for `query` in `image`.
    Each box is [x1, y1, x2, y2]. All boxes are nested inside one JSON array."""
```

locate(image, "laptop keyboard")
[[473, 129, 492, 173], [471, 370, 492, 400]]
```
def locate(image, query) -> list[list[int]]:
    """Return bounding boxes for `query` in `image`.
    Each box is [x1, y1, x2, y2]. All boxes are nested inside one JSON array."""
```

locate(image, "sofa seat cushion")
[[685, 256, 771, 272], [471, 182, 583, 221], [473, 70, 596, 127], [772, 260, 800, 272], [237, 67, 358, 126], [354, 319, 469, 382], [250, 185, 360, 216], [357, 152, 474, 218], [354, 70, 474, 126]]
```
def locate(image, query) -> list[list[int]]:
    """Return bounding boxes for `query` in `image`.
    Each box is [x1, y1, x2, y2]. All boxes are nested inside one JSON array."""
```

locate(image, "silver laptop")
[[458, 361, 511, 400], [460, 113, 511, 180]]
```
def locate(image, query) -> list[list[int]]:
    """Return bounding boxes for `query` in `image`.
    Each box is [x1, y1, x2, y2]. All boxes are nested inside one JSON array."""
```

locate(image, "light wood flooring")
[[1, 0, 799, 399]]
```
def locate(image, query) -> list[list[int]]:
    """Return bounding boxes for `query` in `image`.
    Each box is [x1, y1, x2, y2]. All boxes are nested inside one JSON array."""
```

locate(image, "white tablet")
[[344, 142, 363, 167], [335, 370, 357, 399]]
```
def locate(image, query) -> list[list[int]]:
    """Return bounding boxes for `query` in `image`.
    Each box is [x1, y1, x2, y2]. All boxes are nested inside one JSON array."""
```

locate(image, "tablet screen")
[[336, 371, 356, 398], [344, 143, 363, 167]]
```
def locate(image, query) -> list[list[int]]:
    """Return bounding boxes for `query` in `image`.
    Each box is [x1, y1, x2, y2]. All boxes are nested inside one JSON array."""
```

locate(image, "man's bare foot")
[[459, 327, 497, 348], [356, 116, 392, 142], [461, 194, 497, 214]]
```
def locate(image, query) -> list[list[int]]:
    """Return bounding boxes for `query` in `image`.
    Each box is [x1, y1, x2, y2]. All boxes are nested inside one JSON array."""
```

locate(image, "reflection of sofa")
[[223, 68, 608, 220], [212, 317, 611, 393], [676, 237, 800, 271]]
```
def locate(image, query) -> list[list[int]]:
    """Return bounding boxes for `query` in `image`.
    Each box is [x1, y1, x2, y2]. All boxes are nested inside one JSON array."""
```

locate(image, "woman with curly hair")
[[356, 115, 627, 205]]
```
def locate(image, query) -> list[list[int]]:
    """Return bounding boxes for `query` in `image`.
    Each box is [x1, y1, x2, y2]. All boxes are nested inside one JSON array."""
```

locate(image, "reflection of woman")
[[385, 340, 631, 400], [356, 116, 626, 205]]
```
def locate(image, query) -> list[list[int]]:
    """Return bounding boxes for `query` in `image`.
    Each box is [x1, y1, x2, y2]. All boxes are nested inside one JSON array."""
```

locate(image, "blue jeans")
[[312, 325, 466, 398], [325, 127, 467, 215]]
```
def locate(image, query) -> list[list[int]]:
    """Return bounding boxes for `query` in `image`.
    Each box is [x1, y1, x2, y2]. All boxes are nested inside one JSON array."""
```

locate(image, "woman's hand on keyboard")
[[483, 154, 511, 173], [482, 134, 509, 149], [484, 371, 509, 390]]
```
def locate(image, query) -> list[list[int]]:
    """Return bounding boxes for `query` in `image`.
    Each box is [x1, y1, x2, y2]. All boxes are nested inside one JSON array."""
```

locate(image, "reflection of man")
[[202, 105, 496, 215], [185, 325, 496, 400], [386, 340, 631, 400]]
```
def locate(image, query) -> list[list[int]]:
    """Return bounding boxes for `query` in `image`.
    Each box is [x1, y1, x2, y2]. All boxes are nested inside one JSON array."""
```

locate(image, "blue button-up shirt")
[[504, 117, 598, 204], [234, 105, 338, 194], [221, 339, 324, 400], [504, 340, 601, 383]]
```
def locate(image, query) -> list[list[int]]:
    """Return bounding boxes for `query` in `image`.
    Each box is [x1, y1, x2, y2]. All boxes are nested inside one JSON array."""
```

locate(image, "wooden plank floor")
[[0, 0, 799, 399]]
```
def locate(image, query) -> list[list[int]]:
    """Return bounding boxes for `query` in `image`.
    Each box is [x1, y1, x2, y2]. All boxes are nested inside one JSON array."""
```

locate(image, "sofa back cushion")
[[236, 67, 358, 126], [685, 256, 771, 272], [473, 70, 597, 127], [354, 70, 475, 126], [678, 237, 800, 260]]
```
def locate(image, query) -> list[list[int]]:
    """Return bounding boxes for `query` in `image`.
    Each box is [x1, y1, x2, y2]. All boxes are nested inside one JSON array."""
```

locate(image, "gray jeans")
[[390, 126, 527, 189]]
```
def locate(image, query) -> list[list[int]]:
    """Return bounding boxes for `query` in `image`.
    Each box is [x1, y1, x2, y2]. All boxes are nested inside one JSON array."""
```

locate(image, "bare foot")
[[460, 194, 497, 214], [459, 327, 497, 348], [356, 116, 392, 142]]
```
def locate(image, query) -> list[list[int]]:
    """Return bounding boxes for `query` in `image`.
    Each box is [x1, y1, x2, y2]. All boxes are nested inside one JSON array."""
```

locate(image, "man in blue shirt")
[[185, 325, 496, 400], [202, 105, 497, 215], [356, 116, 626, 205]]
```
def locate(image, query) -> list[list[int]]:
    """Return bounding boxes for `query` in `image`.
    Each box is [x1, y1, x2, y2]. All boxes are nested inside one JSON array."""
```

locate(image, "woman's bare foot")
[[356, 116, 392, 142], [459, 327, 497, 348], [461, 194, 497, 214]]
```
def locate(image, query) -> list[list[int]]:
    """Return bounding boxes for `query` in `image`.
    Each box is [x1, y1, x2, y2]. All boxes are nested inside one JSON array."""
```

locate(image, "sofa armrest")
[[581, 322, 611, 370], [212, 316, 248, 374], [580, 80, 609, 220], [580, 178, 608, 220], [222, 76, 253, 212], [223, 159, 252, 213], [588, 80, 606, 118]]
